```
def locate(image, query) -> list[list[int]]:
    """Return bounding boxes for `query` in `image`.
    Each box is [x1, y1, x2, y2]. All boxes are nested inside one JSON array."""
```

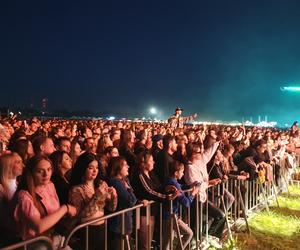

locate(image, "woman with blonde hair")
[[0, 153, 24, 247], [0, 152, 24, 200]]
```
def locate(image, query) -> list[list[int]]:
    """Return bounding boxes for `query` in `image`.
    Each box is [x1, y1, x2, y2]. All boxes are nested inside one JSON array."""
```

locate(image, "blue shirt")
[[163, 178, 194, 219]]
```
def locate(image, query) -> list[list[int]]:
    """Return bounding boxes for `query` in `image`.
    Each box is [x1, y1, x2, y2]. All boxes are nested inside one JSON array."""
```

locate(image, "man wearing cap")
[[168, 107, 197, 129]]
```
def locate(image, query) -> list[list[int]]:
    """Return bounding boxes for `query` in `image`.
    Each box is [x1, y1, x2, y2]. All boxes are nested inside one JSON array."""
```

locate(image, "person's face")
[[27, 141, 34, 157], [12, 155, 24, 178], [157, 140, 163, 149], [169, 139, 178, 152], [57, 128, 65, 137], [145, 155, 155, 171], [33, 160, 53, 186], [210, 130, 217, 139], [145, 138, 153, 149], [104, 136, 113, 147], [112, 131, 121, 141], [257, 144, 267, 154], [61, 153, 72, 171], [188, 133, 195, 142], [84, 128, 93, 138], [215, 150, 223, 162], [31, 123, 38, 132], [119, 160, 129, 177], [42, 138, 55, 156], [60, 140, 71, 153], [85, 160, 99, 181], [85, 138, 95, 151], [228, 148, 234, 157], [110, 148, 119, 157], [175, 167, 184, 179], [73, 142, 82, 156]]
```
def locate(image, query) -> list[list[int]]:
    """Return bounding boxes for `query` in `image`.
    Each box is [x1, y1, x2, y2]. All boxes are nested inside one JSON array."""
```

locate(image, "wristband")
[[66, 204, 69, 213]]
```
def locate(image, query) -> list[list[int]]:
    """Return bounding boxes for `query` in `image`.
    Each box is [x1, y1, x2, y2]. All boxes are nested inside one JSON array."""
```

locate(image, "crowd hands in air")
[[0, 112, 299, 249]]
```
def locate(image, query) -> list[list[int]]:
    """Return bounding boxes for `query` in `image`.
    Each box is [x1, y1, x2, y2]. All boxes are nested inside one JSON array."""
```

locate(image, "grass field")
[[232, 185, 300, 250]]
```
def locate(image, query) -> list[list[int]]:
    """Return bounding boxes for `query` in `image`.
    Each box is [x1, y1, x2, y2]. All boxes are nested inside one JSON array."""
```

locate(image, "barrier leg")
[[220, 195, 233, 241], [271, 181, 280, 208], [235, 183, 250, 234], [259, 183, 269, 212], [172, 214, 184, 250]]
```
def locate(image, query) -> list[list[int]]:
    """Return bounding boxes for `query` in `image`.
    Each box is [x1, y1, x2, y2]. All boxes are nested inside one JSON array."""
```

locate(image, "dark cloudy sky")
[[1, 0, 300, 125]]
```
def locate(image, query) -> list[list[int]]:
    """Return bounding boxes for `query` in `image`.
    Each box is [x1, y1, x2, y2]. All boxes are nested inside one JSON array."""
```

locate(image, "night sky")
[[1, 0, 300, 125]]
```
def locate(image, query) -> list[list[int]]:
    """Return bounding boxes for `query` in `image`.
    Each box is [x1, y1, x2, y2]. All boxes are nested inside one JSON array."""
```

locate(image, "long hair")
[[17, 154, 53, 217], [11, 139, 32, 163], [49, 150, 67, 177], [0, 153, 22, 200], [137, 151, 152, 172], [108, 156, 126, 178], [69, 152, 99, 187]]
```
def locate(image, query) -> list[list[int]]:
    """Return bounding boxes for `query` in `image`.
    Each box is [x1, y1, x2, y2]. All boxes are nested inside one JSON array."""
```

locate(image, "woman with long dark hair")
[[69, 152, 117, 250]]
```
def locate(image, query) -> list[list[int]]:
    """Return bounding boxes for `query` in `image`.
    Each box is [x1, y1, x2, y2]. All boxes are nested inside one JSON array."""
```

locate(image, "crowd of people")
[[0, 111, 299, 249]]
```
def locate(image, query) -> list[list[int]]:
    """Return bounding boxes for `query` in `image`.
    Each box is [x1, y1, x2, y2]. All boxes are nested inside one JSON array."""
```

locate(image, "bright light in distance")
[[149, 107, 157, 114], [108, 116, 115, 121], [281, 86, 300, 92]]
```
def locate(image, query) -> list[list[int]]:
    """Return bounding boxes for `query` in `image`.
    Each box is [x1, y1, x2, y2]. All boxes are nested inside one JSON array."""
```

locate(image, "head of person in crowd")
[[41, 120, 51, 131], [80, 126, 93, 139], [186, 130, 195, 143], [0, 153, 24, 200], [253, 139, 267, 155], [83, 137, 96, 154], [222, 143, 235, 158], [96, 133, 113, 155], [10, 138, 34, 163], [120, 129, 135, 149], [70, 139, 82, 164], [109, 156, 130, 180], [169, 160, 184, 180], [29, 121, 39, 135], [152, 134, 163, 150], [32, 136, 55, 156], [49, 151, 73, 179], [137, 151, 155, 174], [163, 134, 177, 155], [16, 155, 54, 211], [55, 137, 71, 154], [69, 152, 100, 187], [50, 125, 65, 139], [111, 128, 121, 146], [186, 142, 203, 162], [203, 129, 217, 150], [175, 107, 183, 117], [104, 146, 119, 158], [136, 130, 147, 145]]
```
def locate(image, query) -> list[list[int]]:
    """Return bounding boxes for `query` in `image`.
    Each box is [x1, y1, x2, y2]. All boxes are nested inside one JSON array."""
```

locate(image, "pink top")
[[14, 182, 60, 239]]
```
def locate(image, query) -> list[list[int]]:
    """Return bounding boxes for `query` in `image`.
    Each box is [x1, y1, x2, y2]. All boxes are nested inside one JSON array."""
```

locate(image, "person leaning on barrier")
[[107, 156, 148, 250], [162, 161, 198, 250], [184, 141, 226, 240], [12, 155, 77, 249], [69, 152, 117, 250], [131, 152, 178, 250], [207, 150, 235, 212], [168, 107, 197, 129]]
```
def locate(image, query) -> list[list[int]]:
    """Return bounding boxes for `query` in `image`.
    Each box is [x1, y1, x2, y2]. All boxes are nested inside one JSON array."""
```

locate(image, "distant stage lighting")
[[149, 107, 157, 115], [280, 86, 300, 92]]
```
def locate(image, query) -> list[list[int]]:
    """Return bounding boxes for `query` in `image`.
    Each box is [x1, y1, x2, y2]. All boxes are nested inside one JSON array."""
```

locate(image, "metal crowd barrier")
[[2, 168, 286, 250], [62, 201, 155, 250], [0, 236, 53, 250]]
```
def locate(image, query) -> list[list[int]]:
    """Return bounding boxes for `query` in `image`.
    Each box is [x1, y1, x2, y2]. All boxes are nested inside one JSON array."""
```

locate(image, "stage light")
[[149, 107, 157, 115]]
